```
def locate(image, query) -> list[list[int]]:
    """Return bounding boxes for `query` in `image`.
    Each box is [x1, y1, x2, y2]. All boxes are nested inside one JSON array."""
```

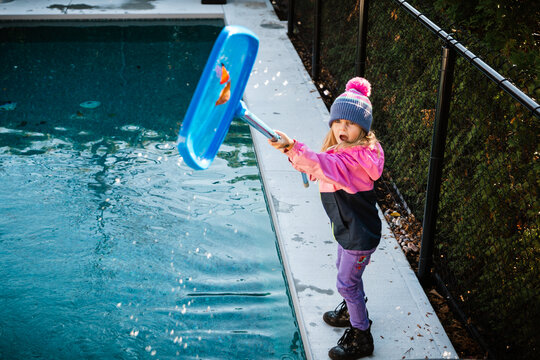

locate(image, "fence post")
[[356, 0, 369, 77], [312, 0, 321, 80], [287, 0, 295, 37], [418, 45, 456, 285]]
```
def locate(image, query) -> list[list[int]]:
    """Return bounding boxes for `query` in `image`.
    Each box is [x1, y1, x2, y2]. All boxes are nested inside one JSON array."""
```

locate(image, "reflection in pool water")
[[0, 23, 304, 359]]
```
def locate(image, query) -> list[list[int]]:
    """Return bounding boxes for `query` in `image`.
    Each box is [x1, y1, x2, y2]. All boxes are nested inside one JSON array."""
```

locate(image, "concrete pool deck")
[[0, 0, 458, 359]]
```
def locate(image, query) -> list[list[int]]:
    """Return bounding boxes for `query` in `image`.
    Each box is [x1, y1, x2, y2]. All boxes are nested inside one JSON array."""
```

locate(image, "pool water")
[[0, 22, 304, 359]]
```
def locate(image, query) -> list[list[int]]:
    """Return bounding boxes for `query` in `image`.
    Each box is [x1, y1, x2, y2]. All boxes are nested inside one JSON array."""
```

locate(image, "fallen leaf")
[[215, 81, 231, 105], [407, 242, 419, 252], [429, 289, 444, 299], [219, 63, 230, 84]]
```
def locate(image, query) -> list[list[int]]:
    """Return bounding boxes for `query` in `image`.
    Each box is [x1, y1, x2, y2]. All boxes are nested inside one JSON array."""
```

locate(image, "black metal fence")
[[275, 0, 540, 359]]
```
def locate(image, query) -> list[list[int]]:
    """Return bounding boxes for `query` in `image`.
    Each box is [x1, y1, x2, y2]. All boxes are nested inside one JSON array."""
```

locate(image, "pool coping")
[[0, 1, 458, 359]]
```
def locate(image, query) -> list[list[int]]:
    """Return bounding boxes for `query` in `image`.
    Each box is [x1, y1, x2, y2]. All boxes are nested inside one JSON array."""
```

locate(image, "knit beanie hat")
[[329, 77, 373, 132]]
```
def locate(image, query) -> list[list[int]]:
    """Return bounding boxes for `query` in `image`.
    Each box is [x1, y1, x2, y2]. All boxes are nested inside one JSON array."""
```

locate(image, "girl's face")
[[331, 119, 362, 144]]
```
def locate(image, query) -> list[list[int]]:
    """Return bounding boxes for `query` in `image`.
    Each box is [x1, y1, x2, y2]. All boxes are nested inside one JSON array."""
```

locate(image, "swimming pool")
[[0, 21, 305, 359]]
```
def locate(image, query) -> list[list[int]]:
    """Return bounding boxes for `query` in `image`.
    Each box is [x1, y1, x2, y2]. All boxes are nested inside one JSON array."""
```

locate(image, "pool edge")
[[248, 125, 314, 360]]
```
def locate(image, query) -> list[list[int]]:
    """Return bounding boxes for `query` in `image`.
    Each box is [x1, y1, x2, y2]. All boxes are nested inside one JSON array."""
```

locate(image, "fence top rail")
[[393, 0, 540, 119]]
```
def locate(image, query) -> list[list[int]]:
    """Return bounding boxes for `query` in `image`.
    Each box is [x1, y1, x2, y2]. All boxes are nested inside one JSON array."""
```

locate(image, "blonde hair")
[[321, 127, 380, 153]]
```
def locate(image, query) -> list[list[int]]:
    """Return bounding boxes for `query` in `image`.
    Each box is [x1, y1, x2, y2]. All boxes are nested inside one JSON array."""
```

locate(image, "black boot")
[[323, 300, 350, 327], [323, 298, 371, 328], [328, 326, 374, 360]]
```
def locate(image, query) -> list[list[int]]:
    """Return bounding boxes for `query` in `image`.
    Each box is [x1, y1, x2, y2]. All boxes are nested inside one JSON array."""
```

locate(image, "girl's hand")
[[268, 130, 294, 153]]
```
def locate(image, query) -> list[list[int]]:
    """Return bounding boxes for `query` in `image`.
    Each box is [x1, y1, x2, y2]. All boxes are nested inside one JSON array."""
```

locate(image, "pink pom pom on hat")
[[329, 77, 373, 132], [345, 77, 371, 96]]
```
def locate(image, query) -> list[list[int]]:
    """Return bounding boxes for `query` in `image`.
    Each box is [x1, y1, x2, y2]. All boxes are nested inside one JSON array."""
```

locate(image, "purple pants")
[[336, 244, 376, 330]]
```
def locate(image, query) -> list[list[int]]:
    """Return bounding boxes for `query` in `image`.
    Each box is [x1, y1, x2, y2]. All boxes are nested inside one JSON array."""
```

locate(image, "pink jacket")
[[286, 141, 385, 194], [284, 140, 385, 250]]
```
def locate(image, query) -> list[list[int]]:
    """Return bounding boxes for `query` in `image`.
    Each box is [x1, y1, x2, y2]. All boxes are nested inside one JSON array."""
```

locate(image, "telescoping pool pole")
[[237, 101, 310, 188]]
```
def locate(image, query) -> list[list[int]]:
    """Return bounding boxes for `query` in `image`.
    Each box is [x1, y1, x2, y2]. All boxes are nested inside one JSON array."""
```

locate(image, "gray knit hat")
[[329, 77, 373, 132]]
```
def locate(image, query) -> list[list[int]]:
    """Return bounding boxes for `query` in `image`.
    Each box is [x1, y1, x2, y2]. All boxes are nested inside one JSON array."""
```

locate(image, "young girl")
[[268, 78, 384, 360]]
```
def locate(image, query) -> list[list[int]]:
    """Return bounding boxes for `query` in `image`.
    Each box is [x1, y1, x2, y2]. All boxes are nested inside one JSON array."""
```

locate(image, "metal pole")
[[237, 101, 281, 141], [418, 45, 456, 285], [287, 0, 295, 37], [237, 100, 310, 188], [312, 0, 321, 80], [356, 0, 369, 77]]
